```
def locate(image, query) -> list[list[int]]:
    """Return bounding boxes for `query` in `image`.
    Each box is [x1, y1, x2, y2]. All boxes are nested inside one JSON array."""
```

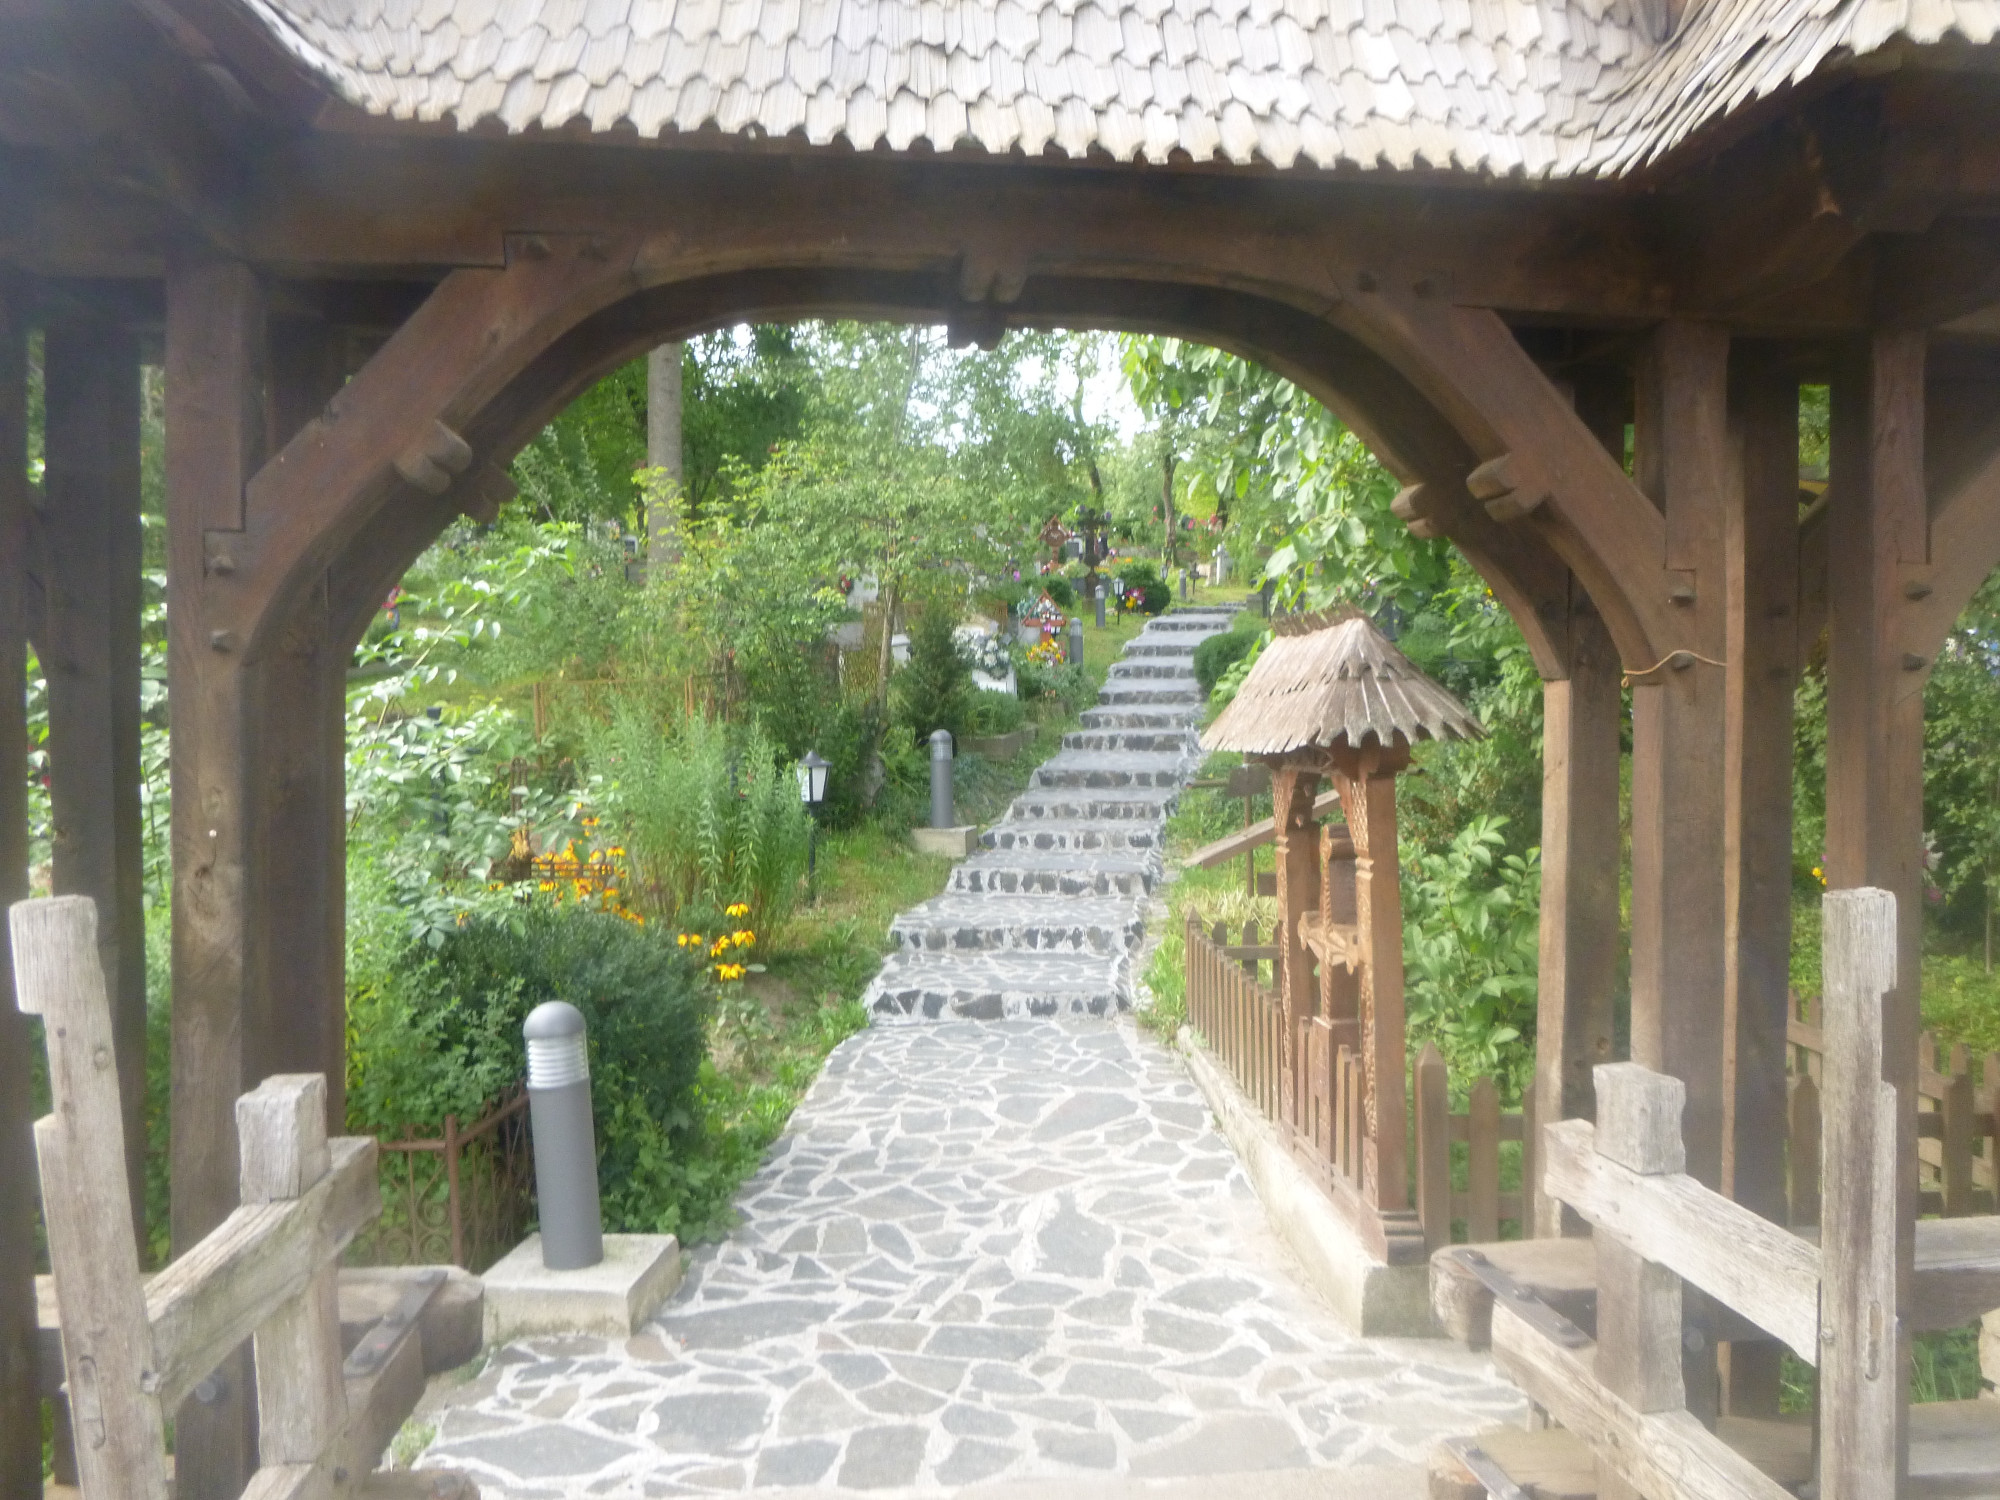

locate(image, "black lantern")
[[796, 750, 830, 894], [795, 751, 830, 806]]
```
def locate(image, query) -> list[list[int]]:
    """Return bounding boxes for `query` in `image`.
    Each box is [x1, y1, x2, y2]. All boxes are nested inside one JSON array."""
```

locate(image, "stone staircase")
[[866, 604, 1240, 1023]]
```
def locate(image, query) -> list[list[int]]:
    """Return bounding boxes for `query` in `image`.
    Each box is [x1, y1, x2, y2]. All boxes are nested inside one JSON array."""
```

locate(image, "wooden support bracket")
[[392, 420, 473, 496]]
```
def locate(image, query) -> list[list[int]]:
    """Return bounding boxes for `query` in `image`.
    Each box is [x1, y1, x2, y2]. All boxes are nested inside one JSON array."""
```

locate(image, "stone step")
[[1141, 616, 1233, 633], [980, 819, 1162, 852], [1032, 750, 1191, 789], [1097, 685, 1203, 705], [864, 950, 1130, 1022], [1124, 640, 1205, 658], [890, 893, 1148, 955], [1061, 729, 1196, 753], [1005, 787, 1177, 822], [1107, 660, 1198, 680], [947, 848, 1158, 897], [1078, 705, 1201, 730]]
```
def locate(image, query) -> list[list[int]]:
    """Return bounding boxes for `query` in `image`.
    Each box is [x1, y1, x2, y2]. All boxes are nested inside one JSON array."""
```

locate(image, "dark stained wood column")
[[0, 286, 44, 1500], [40, 314, 148, 1235], [165, 256, 266, 1500], [1531, 596, 1622, 1236], [1627, 321, 1733, 1191], [1824, 331, 1928, 1353], [1718, 348, 1803, 1415]]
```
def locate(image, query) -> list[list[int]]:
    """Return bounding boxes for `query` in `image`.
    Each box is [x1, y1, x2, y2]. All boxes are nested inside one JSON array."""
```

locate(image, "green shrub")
[[589, 708, 813, 941], [965, 688, 1028, 737], [892, 605, 973, 747], [355, 907, 717, 1235], [1113, 560, 1170, 615], [1194, 628, 1260, 695], [1039, 575, 1077, 609]]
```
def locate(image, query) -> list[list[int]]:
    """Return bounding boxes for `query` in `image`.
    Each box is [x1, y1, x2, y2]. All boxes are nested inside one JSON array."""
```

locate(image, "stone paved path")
[[864, 607, 1237, 1023], [419, 1022, 1522, 1496]]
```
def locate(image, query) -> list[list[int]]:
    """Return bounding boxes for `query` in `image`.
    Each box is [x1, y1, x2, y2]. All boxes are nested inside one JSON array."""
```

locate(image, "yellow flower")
[[725, 902, 750, 918], [732, 929, 755, 947]]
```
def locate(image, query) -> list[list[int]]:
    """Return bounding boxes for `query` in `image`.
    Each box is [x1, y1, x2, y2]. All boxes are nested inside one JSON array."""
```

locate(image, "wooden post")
[[1533, 598, 1623, 1236], [0, 283, 43, 1500], [1333, 753, 1411, 1214], [238, 1074, 347, 1468], [1270, 762, 1320, 1138], [1720, 348, 1802, 1416], [165, 256, 268, 1500], [1628, 321, 1733, 1191], [1788, 1073, 1821, 1226], [10, 897, 171, 1500], [1590, 1061, 1689, 1500], [41, 314, 149, 1238], [1818, 887, 1908, 1499], [1468, 1076, 1501, 1243], [1825, 334, 1928, 1320]]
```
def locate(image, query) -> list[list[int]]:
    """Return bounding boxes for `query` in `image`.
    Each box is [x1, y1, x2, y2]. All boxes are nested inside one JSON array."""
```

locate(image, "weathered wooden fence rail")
[[1185, 909, 1529, 1255], [16, 895, 478, 1499]]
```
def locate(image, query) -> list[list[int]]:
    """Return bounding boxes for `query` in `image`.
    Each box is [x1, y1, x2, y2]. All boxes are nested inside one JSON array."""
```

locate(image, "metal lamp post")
[[524, 1001, 603, 1270], [796, 750, 830, 893], [929, 730, 954, 829]]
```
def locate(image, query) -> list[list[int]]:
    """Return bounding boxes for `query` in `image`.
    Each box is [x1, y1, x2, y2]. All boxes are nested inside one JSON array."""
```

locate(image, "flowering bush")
[[956, 631, 1013, 678], [1025, 636, 1065, 669]]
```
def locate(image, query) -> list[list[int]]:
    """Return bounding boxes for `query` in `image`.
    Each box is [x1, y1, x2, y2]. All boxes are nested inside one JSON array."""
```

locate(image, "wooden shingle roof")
[[237, 0, 1999, 180], [1202, 608, 1482, 758]]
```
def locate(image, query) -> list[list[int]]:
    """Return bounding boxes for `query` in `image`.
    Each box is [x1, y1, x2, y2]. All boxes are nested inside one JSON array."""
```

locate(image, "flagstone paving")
[[417, 1022, 1523, 1496]]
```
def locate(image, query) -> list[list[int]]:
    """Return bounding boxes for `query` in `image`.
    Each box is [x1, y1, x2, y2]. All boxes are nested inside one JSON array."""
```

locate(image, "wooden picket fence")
[[1184, 911, 1528, 1252], [1786, 992, 1998, 1224]]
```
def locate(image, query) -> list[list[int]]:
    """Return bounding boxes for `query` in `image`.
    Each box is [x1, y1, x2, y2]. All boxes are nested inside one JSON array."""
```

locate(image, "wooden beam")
[[40, 312, 148, 1237], [1819, 888, 1910, 1498], [0, 280, 42, 1500], [1533, 595, 1622, 1236], [1628, 321, 1733, 1191], [1185, 789, 1341, 868]]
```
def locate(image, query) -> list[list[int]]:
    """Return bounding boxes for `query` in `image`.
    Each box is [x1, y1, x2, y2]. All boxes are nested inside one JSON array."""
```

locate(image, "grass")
[[1781, 1325, 1984, 1413]]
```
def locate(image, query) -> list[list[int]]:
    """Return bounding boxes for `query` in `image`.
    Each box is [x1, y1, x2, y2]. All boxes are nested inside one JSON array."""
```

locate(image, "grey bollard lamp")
[[1067, 616, 1083, 665], [524, 1001, 604, 1271], [929, 728, 954, 829], [1094, 582, 1106, 629]]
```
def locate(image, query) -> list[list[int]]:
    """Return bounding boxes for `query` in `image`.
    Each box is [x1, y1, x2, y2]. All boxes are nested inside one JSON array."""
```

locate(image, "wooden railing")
[[1186, 911, 1527, 1257], [15, 895, 474, 1499], [1786, 994, 1997, 1223], [356, 1085, 533, 1273], [1413, 1045, 1534, 1252]]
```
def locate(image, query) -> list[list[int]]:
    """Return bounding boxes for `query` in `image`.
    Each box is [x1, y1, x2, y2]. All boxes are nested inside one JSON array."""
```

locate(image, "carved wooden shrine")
[[1204, 609, 1482, 1262], [3, 0, 2000, 1493]]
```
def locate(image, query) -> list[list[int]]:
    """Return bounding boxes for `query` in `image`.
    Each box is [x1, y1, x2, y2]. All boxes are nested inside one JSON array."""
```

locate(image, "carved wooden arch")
[[238, 244, 1593, 692]]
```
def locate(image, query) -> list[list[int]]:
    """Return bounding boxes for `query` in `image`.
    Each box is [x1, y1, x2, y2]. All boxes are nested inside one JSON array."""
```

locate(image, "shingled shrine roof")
[[1202, 608, 1482, 758], [237, 0, 1999, 180]]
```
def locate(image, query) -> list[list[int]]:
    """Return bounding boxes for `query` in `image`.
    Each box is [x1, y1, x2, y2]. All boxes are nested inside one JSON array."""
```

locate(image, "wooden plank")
[[1945, 1055, 1976, 1218], [1533, 600, 1621, 1237], [145, 1135, 378, 1415], [41, 315, 149, 1238], [1541, 1116, 1822, 1362], [1490, 1301, 1794, 1500], [11, 897, 170, 1500], [1468, 1077, 1501, 1244], [1415, 1045, 1450, 1254], [1819, 886, 1908, 1499], [1333, 760, 1410, 1214], [0, 279, 44, 1500], [1788, 1073, 1821, 1227], [1908, 1399, 2000, 1498], [238, 1075, 346, 1467]]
